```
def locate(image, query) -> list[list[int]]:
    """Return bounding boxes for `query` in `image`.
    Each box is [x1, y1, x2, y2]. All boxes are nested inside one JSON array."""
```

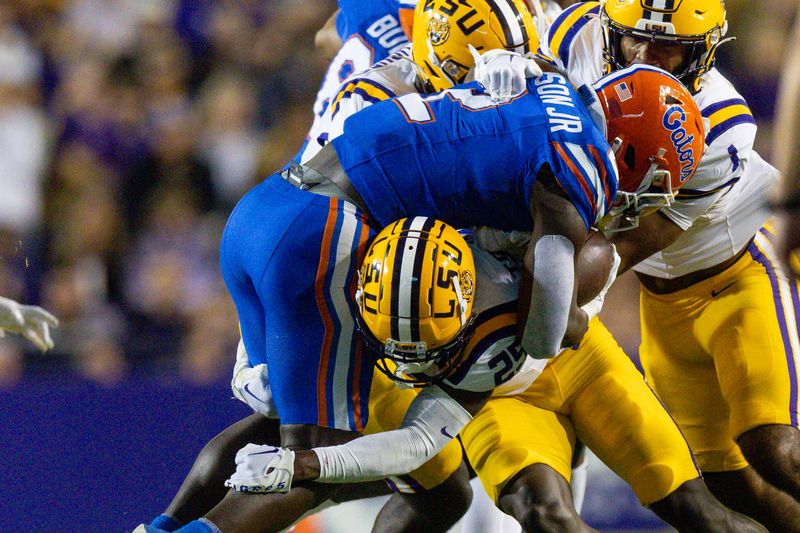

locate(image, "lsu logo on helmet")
[[355, 217, 477, 387], [427, 13, 451, 46], [412, 0, 538, 92]]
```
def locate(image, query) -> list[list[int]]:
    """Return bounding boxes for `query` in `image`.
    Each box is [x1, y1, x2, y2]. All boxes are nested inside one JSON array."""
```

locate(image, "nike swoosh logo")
[[249, 447, 280, 456], [711, 281, 736, 298], [244, 383, 269, 405], [441, 427, 455, 439]]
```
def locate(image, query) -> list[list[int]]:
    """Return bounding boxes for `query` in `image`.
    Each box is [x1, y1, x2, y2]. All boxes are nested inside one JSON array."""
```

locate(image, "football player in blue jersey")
[[145, 57, 705, 531]]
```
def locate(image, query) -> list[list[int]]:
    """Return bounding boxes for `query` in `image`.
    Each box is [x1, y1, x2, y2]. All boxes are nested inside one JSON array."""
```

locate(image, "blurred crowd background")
[[0, 0, 795, 388]]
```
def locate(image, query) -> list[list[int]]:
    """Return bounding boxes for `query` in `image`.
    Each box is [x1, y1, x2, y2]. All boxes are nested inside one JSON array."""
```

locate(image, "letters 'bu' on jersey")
[[331, 75, 618, 231], [299, 0, 412, 162], [542, 1, 777, 278], [313, 1, 410, 126]]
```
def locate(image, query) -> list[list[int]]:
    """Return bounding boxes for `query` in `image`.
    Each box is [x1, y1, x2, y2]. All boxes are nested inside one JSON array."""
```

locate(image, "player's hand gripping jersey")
[[331, 76, 618, 231], [541, 1, 778, 277]]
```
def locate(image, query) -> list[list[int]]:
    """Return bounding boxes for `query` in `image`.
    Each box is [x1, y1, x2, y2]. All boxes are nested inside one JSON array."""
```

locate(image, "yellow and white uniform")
[[461, 317, 702, 505], [541, 1, 797, 472], [327, 239, 541, 491]]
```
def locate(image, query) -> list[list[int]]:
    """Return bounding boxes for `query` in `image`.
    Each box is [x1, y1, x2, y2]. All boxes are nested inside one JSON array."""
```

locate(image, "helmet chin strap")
[[426, 39, 457, 88]]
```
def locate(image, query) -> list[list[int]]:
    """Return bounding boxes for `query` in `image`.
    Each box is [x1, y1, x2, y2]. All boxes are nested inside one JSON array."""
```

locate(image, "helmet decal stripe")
[[641, 0, 674, 23], [484, 0, 530, 53], [593, 63, 681, 91], [389, 218, 415, 341], [409, 217, 437, 342], [395, 217, 432, 342]]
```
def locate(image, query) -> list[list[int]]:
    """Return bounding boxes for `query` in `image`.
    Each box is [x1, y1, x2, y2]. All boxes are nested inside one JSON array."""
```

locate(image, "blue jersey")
[[331, 73, 619, 231], [296, 0, 412, 163], [336, 0, 410, 57]]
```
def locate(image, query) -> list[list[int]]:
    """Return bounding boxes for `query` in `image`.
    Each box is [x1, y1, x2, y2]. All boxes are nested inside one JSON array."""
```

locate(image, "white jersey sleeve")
[[543, 5, 775, 278], [300, 46, 419, 163], [540, 1, 604, 88]]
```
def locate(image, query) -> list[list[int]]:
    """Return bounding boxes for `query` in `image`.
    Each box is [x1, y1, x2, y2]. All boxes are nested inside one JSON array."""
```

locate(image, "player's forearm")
[[521, 234, 581, 358], [295, 387, 471, 483]]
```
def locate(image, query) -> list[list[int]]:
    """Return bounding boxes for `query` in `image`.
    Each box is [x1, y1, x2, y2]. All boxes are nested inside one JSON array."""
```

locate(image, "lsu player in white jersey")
[[540, 1, 800, 530], [290, 2, 759, 532]]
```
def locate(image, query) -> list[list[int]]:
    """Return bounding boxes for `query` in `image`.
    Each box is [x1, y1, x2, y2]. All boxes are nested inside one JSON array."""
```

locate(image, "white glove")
[[225, 443, 295, 493], [580, 244, 622, 321], [469, 45, 543, 103], [0, 296, 58, 352], [231, 339, 279, 418]]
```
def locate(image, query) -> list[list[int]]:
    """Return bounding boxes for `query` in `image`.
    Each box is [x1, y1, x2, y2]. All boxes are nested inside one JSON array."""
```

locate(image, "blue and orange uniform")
[[220, 75, 617, 432]]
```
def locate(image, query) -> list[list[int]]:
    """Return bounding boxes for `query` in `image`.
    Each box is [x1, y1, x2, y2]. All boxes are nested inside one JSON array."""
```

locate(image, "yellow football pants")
[[640, 228, 800, 472], [461, 318, 701, 505]]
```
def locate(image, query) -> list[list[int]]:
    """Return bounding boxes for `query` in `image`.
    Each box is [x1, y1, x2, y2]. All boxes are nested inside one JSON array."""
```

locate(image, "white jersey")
[[300, 45, 419, 163], [542, 2, 779, 278], [442, 237, 547, 393]]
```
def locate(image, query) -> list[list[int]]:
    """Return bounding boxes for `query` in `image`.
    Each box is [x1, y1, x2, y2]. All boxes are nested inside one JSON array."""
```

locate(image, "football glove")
[[0, 296, 58, 352], [580, 243, 622, 321], [469, 45, 542, 103], [231, 339, 279, 418], [225, 443, 295, 493]]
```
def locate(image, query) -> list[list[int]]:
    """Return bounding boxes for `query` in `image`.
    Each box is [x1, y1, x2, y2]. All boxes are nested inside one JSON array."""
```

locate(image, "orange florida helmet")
[[592, 64, 705, 230]]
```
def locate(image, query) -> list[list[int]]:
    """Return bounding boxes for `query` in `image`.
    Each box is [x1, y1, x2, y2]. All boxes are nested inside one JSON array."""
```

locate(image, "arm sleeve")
[[312, 386, 471, 482], [521, 234, 575, 358]]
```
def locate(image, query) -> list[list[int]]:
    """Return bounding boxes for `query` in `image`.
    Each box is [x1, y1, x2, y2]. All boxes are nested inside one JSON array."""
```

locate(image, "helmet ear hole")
[[623, 144, 636, 170]]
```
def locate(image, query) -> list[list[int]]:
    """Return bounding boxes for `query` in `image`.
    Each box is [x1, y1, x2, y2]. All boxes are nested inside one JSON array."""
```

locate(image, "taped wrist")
[[523, 235, 575, 358], [313, 386, 471, 483]]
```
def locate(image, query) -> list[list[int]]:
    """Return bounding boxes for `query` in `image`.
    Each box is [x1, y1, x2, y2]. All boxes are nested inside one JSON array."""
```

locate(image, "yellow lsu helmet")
[[601, 0, 728, 92], [355, 217, 476, 387], [412, 0, 538, 93]]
